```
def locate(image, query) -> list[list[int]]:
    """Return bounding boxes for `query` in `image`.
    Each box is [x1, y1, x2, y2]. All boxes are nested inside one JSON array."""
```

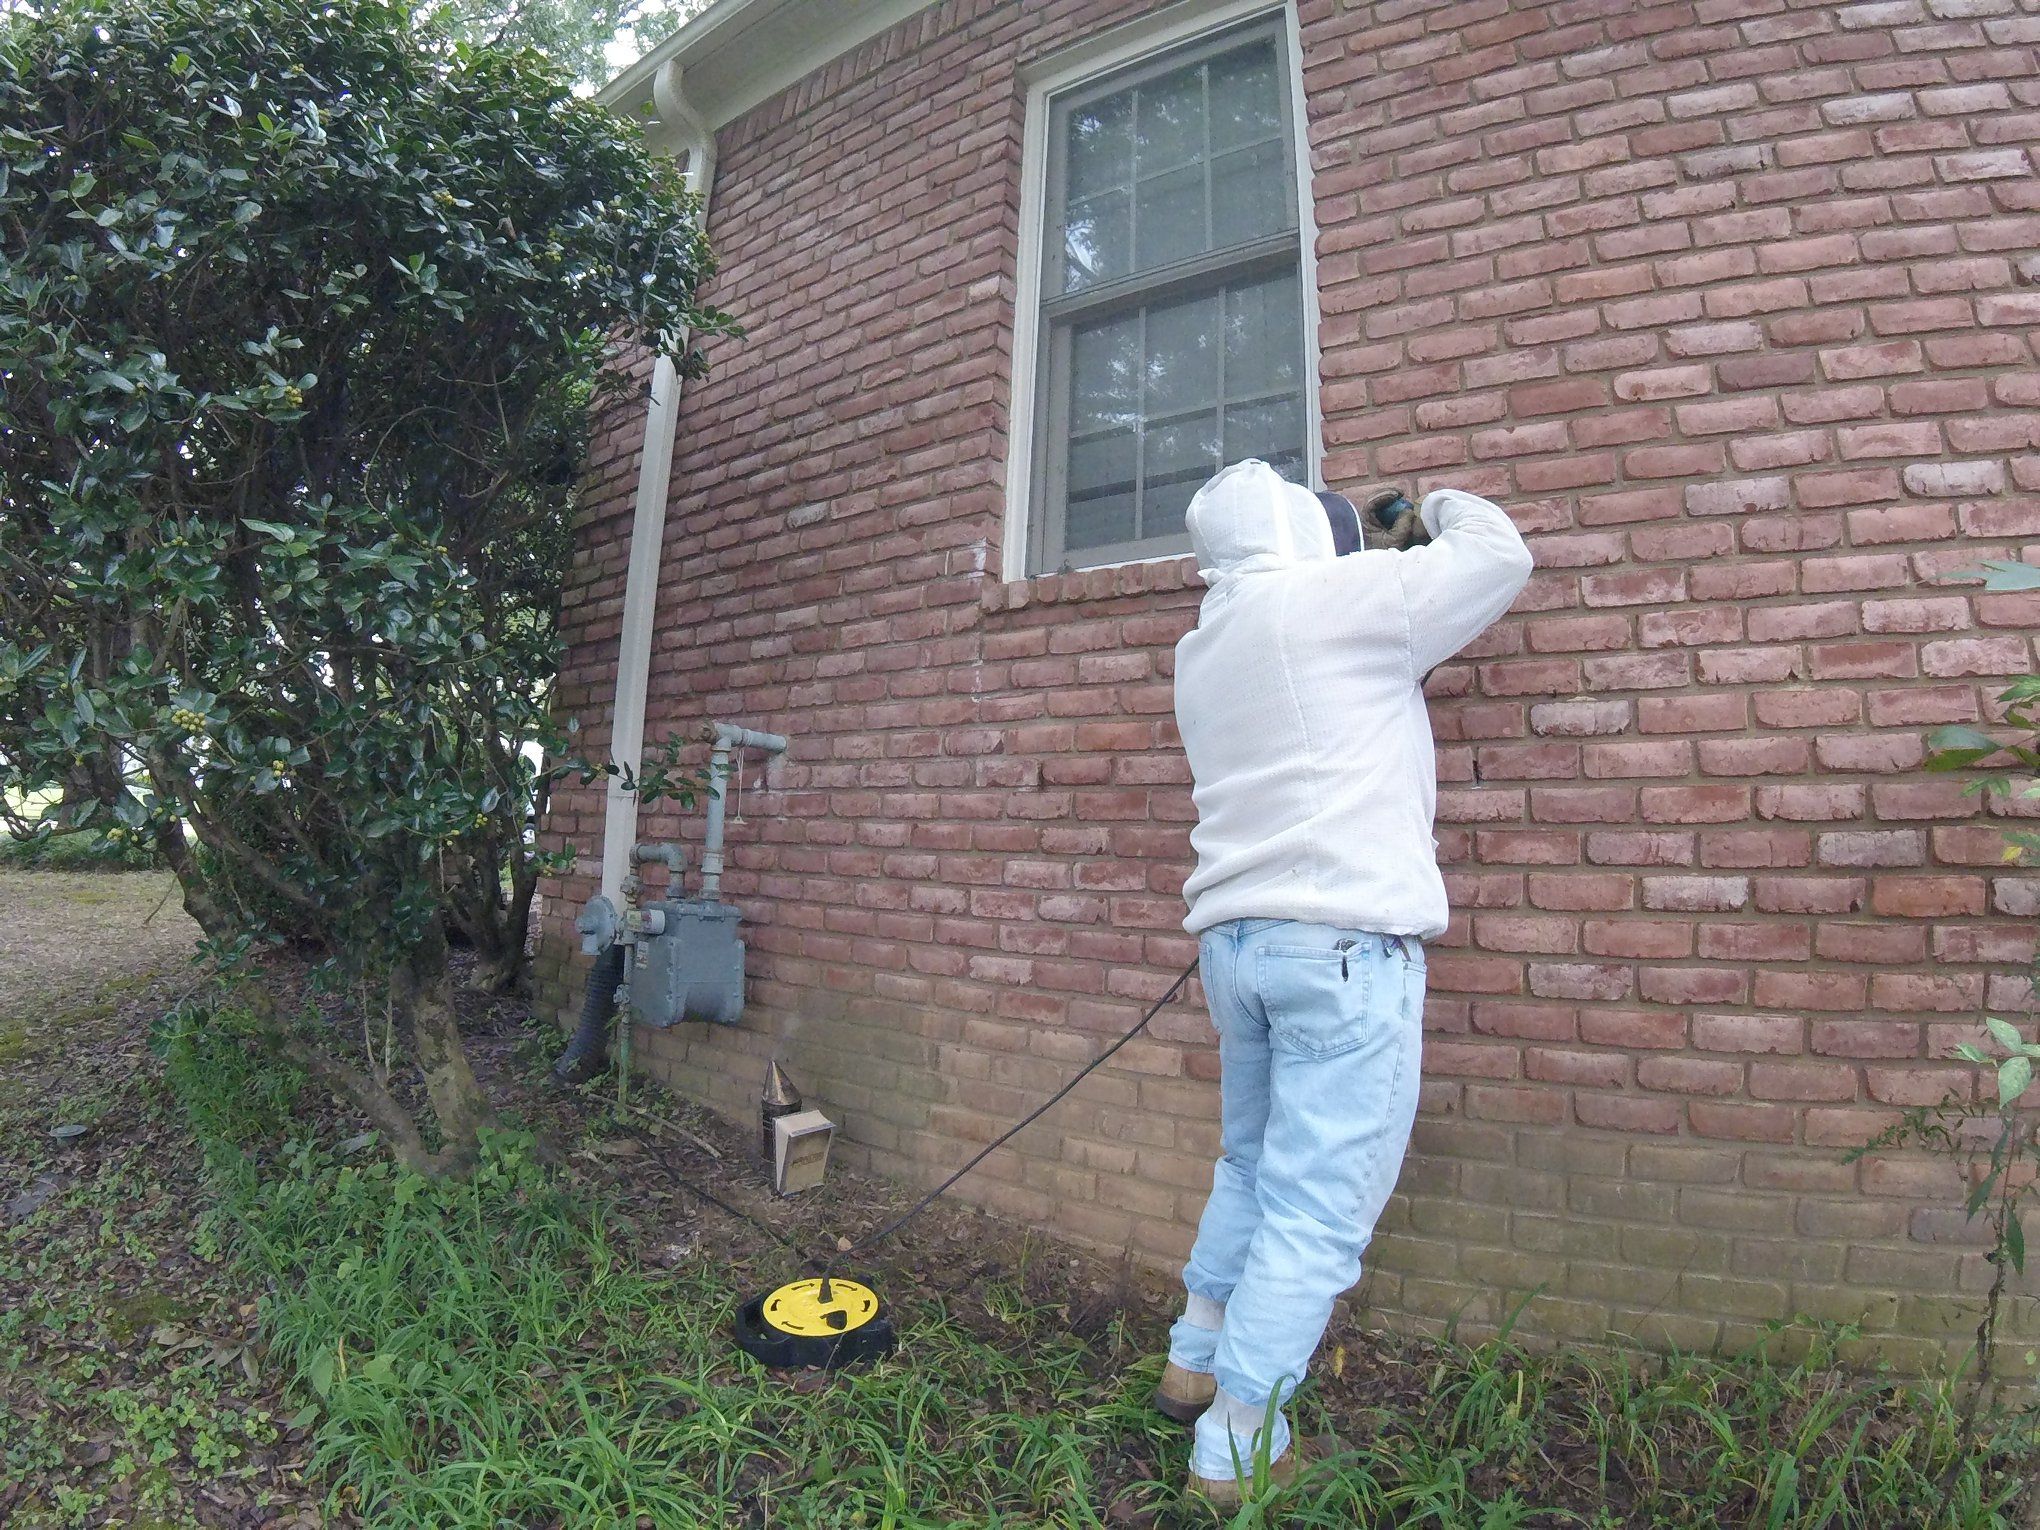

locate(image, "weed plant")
[[158, 1000, 2038, 1528]]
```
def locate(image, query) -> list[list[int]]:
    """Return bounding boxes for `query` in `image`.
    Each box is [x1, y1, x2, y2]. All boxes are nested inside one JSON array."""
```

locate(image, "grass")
[[137, 996, 2039, 1530], [4, 930, 2033, 1528], [0, 829, 164, 872]]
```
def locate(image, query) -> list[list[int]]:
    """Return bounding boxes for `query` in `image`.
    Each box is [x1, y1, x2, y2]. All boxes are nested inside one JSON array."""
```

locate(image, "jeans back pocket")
[[1258, 944, 1373, 1059]]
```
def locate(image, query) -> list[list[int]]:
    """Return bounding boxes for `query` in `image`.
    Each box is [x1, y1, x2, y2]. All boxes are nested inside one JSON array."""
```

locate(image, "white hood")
[[1186, 460, 1334, 585], [1173, 480, 1536, 939]]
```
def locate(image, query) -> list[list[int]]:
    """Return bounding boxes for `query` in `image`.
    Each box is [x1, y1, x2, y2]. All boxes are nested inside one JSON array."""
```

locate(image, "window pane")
[[1068, 94, 1131, 200], [1209, 42, 1281, 152], [1146, 414, 1221, 484], [1057, 267, 1305, 564], [1069, 426, 1137, 497], [1135, 65, 1205, 179], [1066, 490, 1137, 551], [1134, 163, 1207, 273], [1070, 314, 1139, 431], [1143, 474, 1200, 543], [1211, 140, 1289, 250], [1222, 393, 1304, 467], [1064, 190, 1130, 292], [1224, 270, 1302, 399], [1055, 27, 1289, 295], [1145, 290, 1219, 417]]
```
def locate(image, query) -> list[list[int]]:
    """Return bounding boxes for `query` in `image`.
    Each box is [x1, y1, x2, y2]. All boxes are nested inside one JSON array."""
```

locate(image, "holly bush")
[[0, 0, 726, 1169]]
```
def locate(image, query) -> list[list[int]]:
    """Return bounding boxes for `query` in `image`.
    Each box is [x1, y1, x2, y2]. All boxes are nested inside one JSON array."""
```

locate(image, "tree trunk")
[[475, 855, 538, 995], [441, 848, 531, 996], [152, 820, 237, 945], [394, 925, 496, 1174]]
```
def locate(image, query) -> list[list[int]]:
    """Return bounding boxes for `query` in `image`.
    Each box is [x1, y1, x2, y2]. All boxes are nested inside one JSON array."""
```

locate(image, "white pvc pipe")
[[699, 723, 789, 902], [596, 66, 717, 914], [599, 352, 681, 908]]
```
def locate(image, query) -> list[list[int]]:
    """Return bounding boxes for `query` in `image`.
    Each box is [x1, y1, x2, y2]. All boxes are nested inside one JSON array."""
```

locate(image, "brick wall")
[[540, 0, 2040, 1368]]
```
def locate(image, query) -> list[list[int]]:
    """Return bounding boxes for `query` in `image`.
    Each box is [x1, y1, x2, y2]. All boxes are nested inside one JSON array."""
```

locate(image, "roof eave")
[[597, 0, 937, 133]]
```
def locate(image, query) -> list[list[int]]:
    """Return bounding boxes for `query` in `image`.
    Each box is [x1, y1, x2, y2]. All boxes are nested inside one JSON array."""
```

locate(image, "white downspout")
[[596, 61, 718, 920]]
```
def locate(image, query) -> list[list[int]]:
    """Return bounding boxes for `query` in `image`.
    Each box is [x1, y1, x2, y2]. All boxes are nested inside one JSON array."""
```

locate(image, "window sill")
[[981, 555, 1202, 613]]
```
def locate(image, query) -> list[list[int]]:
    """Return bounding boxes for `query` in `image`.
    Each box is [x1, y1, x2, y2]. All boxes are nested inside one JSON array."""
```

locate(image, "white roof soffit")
[[599, 0, 941, 132]]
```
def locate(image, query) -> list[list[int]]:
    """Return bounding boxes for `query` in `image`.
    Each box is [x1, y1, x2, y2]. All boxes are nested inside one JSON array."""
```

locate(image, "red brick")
[[1578, 1009, 1687, 1050], [1799, 554, 1913, 592], [1582, 569, 1689, 607], [1575, 1095, 1683, 1133], [1817, 831, 1927, 869], [1640, 786, 1750, 824], [1689, 1102, 1797, 1143], [1642, 876, 1751, 913], [1583, 920, 1694, 959], [1748, 602, 1856, 642], [1700, 829, 1813, 869], [1756, 970, 1869, 1011], [1528, 699, 1634, 737], [1528, 962, 1635, 1001], [1860, 597, 1972, 633], [1696, 738, 1812, 776], [1584, 831, 1697, 868], [1847, 504, 1959, 544], [1754, 693, 1868, 734], [1526, 873, 1639, 911], [1749, 1064, 1858, 1103], [1809, 640, 1919, 680], [1584, 741, 1696, 779], [1637, 694, 1747, 732], [1811, 1020, 1921, 1059], [1637, 1057, 1744, 1096], [1871, 877, 1988, 917], [1692, 1013, 1804, 1054], [1639, 966, 1751, 1005], [1702, 912, 1816, 963], [1815, 922, 1930, 964], [1921, 637, 2030, 677]]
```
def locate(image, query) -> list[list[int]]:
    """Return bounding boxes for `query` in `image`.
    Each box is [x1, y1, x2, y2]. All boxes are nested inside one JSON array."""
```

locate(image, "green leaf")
[[1979, 560, 2040, 593], [306, 1348, 334, 1397], [2008, 1213, 2026, 1276], [1999, 1054, 2032, 1109], [1925, 724, 2000, 769], [1985, 1017, 2024, 1053]]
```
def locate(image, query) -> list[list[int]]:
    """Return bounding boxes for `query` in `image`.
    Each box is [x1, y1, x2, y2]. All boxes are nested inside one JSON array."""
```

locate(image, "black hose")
[[812, 956, 1200, 1291], [555, 942, 624, 1083]]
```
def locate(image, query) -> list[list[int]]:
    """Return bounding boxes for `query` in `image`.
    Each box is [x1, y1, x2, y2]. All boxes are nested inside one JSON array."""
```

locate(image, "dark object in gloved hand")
[[1360, 489, 1430, 552], [1318, 488, 1431, 555]]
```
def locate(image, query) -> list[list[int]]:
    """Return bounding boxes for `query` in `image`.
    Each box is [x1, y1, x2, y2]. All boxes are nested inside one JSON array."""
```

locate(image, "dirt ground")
[[0, 870, 198, 1059]]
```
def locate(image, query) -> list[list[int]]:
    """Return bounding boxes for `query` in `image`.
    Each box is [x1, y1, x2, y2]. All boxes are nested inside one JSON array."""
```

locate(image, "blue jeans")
[[1168, 919, 1425, 1479]]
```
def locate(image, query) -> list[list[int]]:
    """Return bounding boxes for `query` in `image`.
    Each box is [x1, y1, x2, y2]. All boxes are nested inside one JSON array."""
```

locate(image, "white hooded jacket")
[[1174, 460, 1534, 939]]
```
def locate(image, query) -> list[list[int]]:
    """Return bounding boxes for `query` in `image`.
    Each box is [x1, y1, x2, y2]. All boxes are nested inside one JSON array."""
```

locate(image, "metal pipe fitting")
[[699, 721, 789, 902], [633, 841, 685, 877]]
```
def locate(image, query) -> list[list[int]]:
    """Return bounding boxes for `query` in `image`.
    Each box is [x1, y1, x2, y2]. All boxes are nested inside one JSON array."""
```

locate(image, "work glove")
[[1360, 489, 1431, 552]]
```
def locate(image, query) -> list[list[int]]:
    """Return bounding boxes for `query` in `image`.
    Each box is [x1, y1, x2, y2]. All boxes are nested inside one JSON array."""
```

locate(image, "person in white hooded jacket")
[[1157, 459, 1533, 1506]]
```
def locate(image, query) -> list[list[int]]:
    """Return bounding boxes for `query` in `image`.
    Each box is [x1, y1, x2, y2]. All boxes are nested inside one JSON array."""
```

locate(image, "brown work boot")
[[1186, 1439, 1310, 1511], [1152, 1361, 1216, 1424]]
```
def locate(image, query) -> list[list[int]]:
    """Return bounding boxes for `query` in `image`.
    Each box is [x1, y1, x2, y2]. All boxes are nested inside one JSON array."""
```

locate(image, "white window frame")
[[1002, 0, 1324, 580]]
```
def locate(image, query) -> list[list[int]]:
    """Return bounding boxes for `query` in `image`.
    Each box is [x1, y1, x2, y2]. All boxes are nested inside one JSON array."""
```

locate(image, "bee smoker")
[[761, 1060, 801, 1162]]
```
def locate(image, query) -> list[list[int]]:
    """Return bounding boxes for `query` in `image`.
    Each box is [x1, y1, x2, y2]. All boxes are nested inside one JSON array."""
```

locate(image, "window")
[[1022, 14, 1312, 575]]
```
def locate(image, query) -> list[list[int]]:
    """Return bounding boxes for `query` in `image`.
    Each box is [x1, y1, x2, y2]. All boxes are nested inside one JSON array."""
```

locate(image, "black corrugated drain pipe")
[[555, 942, 625, 1084]]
